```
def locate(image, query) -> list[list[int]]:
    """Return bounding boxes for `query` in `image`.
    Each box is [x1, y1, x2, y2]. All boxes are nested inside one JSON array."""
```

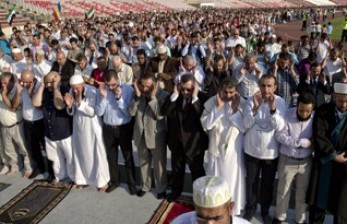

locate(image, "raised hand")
[[216, 92, 225, 110], [1, 83, 8, 96], [193, 81, 199, 98], [150, 81, 159, 98], [173, 82, 179, 96], [231, 93, 240, 113], [63, 93, 74, 108], [253, 91, 262, 110], [115, 85, 122, 99], [255, 66, 262, 77], [133, 79, 142, 98], [52, 75, 61, 90], [319, 72, 326, 83], [16, 80, 24, 94], [99, 83, 107, 98], [28, 80, 36, 94], [267, 93, 276, 111]]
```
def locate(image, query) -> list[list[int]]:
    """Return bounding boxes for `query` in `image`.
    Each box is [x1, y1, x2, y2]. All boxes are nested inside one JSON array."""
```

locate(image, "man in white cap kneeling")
[[172, 176, 250, 224], [307, 82, 347, 224]]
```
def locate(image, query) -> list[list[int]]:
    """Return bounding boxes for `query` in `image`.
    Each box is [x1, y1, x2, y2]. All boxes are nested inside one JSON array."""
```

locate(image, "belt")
[[2, 120, 23, 128], [282, 154, 311, 161], [105, 123, 129, 128], [24, 119, 44, 125]]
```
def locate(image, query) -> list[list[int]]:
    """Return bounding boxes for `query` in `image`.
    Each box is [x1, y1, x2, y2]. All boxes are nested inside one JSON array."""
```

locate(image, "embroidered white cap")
[[70, 75, 84, 85], [193, 176, 231, 208], [11, 48, 22, 54], [334, 82, 347, 95]]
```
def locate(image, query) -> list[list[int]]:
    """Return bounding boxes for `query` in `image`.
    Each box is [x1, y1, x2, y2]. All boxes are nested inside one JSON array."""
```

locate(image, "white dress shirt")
[[243, 95, 286, 159], [11, 58, 28, 78], [21, 81, 44, 121], [32, 59, 52, 82], [226, 36, 246, 48]]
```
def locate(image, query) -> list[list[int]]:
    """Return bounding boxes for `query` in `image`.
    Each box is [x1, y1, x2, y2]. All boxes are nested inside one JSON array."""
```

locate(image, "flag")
[[6, 7, 16, 25], [53, 1, 61, 21], [85, 7, 95, 20]]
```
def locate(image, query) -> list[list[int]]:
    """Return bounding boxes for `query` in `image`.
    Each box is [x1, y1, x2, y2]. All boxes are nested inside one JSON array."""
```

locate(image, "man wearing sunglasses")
[[162, 73, 208, 202]]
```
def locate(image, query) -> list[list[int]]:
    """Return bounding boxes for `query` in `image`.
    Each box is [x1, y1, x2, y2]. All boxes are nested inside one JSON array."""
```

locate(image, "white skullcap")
[[69, 75, 84, 85], [128, 22, 134, 28], [157, 45, 167, 54], [271, 34, 276, 39], [193, 176, 231, 208], [36, 48, 45, 55], [334, 83, 347, 95], [12, 48, 22, 54]]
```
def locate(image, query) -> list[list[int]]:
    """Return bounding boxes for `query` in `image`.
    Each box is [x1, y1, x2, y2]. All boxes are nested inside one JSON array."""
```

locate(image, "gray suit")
[[129, 89, 168, 193]]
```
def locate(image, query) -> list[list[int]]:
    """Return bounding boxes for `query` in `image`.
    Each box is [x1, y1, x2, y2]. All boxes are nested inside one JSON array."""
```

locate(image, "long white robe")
[[201, 96, 246, 215], [68, 85, 110, 188]]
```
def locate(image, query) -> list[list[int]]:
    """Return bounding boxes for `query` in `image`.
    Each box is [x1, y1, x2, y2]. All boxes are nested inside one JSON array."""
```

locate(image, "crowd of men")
[[0, 6, 346, 224]]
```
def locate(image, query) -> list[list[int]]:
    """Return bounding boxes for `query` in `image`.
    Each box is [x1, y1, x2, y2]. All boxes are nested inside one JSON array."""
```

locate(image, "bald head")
[[44, 71, 60, 91], [21, 70, 35, 89], [21, 70, 35, 80], [56, 52, 66, 65], [112, 56, 122, 70]]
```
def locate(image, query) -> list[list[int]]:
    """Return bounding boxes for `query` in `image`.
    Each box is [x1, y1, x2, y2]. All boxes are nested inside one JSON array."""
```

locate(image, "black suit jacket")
[[161, 92, 208, 159], [297, 76, 332, 108], [51, 59, 75, 87]]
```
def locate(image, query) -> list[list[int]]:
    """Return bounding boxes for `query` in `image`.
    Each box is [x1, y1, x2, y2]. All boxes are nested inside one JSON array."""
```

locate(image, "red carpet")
[[148, 195, 194, 224]]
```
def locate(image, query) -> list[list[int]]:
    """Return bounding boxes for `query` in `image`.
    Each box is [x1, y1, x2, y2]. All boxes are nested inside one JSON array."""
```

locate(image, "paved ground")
[[0, 147, 334, 224]]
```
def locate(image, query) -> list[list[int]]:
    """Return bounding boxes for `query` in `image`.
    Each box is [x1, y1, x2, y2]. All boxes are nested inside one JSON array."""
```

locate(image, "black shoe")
[[137, 190, 146, 197], [243, 212, 254, 221], [128, 186, 137, 195], [106, 184, 119, 193], [167, 192, 180, 202], [46, 175, 55, 183], [28, 169, 41, 179], [262, 214, 273, 224], [157, 192, 167, 200], [272, 218, 284, 224]]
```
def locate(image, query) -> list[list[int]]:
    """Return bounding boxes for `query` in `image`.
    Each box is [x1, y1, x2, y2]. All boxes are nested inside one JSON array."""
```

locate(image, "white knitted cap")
[[193, 176, 231, 208]]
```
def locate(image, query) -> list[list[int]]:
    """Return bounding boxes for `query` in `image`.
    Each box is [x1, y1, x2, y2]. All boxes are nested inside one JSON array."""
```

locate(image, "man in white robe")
[[63, 75, 110, 191], [201, 77, 246, 215]]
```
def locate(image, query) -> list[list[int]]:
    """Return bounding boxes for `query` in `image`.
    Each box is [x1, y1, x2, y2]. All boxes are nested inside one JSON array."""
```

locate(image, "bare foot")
[[98, 184, 108, 192], [23, 171, 32, 178], [6, 170, 16, 176]]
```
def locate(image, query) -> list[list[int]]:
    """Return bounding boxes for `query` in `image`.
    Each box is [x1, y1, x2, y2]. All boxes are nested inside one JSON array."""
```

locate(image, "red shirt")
[[91, 68, 105, 88]]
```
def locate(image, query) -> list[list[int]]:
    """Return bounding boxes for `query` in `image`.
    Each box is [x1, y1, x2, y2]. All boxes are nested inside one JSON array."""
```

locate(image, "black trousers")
[[244, 153, 278, 217], [170, 141, 205, 194], [103, 122, 136, 190], [23, 119, 54, 176]]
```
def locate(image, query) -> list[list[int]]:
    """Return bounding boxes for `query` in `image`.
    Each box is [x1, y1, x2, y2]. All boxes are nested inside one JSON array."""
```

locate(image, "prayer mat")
[[0, 183, 10, 192], [0, 181, 72, 224], [148, 195, 194, 224]]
